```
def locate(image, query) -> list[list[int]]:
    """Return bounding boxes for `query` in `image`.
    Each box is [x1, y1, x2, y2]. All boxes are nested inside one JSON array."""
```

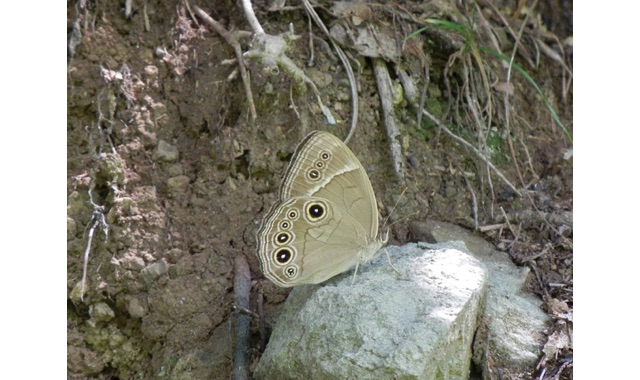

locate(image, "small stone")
[[307, 68, 333, 88], [227, 177, 237, 191], [121, 252, 146, 270], [89, 302, 115, 322], [127, 297, 146, 318], [336, 91, 350, 101], [167, 163, 184, 177], [67, 217, 77, 240], [156, 140, 179, 162], [164, 248, 185, 263], [140, 259, 169, 284], [69, 281, 86, 304], [92, 153, 126, 186], [167, 175, 190, 191], [144, 65, 159, 76]]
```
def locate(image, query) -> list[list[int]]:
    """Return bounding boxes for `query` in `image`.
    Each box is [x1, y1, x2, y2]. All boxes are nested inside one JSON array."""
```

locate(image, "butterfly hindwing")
[[257, 196, 372, 287]]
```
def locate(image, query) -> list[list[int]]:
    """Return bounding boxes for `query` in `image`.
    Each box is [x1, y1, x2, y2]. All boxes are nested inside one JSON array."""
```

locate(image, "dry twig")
[[301, 0, 358, 144], [232, 254, 252, 380], [499, 205, 520, 250], [240, 0, 264, 34], [496, 209, 573, 228], [373, 58, 406, 184], [460, 165, 479, 230], [257, 290, 267, 352], [411, 102, 521, 196], [397, 52, 520, 196]]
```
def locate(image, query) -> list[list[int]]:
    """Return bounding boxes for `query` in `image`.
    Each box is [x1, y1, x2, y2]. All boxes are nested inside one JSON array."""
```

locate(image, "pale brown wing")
[[256, 196, 381, 287], [278, 131, 379, 240]]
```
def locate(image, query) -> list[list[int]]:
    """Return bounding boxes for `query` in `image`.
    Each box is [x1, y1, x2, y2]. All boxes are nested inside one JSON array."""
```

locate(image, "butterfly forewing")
[[279, 131, 379, 239], [256, 131, 385, 287]]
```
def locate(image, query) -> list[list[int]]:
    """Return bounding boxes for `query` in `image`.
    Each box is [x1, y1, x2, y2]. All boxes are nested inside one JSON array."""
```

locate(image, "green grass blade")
[[405, 19, 572, 143], [480, 47, 572, 143]]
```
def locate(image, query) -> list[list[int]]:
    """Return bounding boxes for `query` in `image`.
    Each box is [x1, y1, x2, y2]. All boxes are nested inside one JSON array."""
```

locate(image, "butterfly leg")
[[350, 262, 361, 286], [384, 248, 401, 277]]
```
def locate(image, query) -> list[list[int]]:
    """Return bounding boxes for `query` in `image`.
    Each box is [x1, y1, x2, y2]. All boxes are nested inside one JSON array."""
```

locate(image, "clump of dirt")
[[67, 1, 572, 379]]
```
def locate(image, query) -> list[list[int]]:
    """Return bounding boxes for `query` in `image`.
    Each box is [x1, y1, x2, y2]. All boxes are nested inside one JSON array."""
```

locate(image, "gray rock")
[[255, 243, 486, 380], [257, 220, 552, 379], [411, 220, 551, 377]]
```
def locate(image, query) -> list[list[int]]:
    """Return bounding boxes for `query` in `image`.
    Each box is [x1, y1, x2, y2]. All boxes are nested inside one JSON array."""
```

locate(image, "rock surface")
[[255, 242, 487, 380], [410, 220, 551, 377]]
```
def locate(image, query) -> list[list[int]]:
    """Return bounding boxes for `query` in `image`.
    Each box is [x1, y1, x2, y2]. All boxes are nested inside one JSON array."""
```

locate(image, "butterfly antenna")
[[382, 188, 421, 231], [382, 187, 408, 229]]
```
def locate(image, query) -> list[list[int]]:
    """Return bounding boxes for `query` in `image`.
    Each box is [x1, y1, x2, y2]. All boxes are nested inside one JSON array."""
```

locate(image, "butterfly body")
[[257, 131, 386, 287]]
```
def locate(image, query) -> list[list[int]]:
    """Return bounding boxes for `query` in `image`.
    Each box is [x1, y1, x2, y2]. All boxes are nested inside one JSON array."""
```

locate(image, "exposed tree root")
[[193, 6, 256, 121]]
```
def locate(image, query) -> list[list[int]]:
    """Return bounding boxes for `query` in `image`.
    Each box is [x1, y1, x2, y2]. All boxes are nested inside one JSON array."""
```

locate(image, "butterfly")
[[256, 131, 387, 287]]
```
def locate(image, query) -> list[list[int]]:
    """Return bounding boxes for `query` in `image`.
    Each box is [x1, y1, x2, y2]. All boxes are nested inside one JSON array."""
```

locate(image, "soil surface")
[[67, 1, 572, 379]]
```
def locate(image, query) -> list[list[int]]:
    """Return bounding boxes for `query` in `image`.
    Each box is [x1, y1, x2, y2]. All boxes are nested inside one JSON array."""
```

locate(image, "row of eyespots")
[[270, 199, 329, 280], [306, 149, 332, 183]]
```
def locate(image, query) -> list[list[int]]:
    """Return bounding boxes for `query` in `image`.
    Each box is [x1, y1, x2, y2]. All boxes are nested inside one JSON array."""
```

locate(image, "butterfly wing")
[[279, 131, 379, 239], [256, 196, 380, 287]]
